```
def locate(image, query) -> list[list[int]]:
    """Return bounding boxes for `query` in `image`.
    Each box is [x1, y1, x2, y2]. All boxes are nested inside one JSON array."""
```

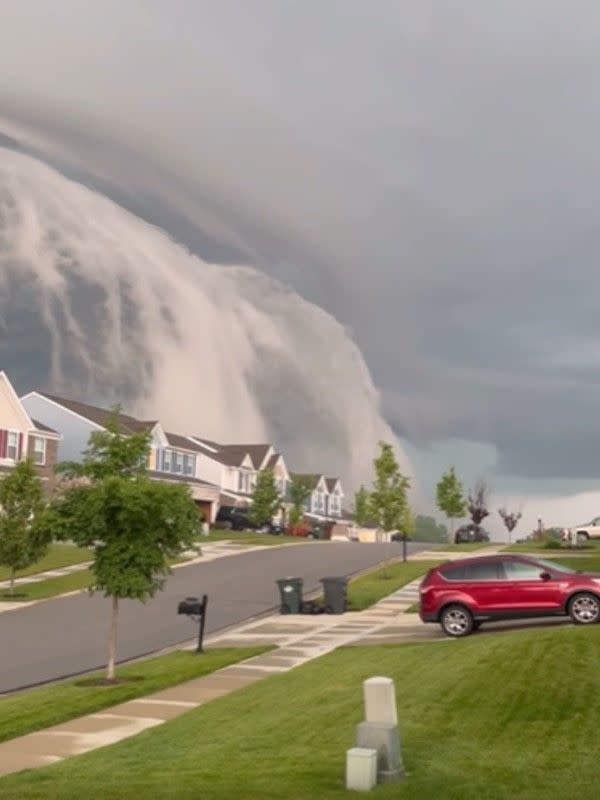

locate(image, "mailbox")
[[178, 597, 205, 616], [177, 593, 208, 653]]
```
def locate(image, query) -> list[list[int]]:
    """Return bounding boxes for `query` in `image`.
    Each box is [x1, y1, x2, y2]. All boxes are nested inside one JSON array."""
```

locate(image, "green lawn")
[[503, 539, 600, 553], [0, 543, 92, 582], [0, 569, 93, 602], [346, 560, 440, 610], [546, 555, 600, 573], [429, 542, 494, 552], [3, 626, 599, 799], [0, 647, 269, 745], [202, 531, 310, 545]]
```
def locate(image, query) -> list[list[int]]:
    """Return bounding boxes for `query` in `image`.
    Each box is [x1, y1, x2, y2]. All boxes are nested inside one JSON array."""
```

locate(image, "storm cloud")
[[2, 1, 600, 525]]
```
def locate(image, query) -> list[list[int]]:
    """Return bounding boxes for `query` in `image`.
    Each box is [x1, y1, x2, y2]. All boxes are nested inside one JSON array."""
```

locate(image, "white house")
[[20, 392, 220, 521], [0, 372, 61, 490]]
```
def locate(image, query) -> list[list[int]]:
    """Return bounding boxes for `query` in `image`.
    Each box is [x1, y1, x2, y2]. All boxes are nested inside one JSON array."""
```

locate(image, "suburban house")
[[20, 392, 220, 522], [0, 372, 62, 490], [188, 439, 290, 511], [290, 472, 345, 522]]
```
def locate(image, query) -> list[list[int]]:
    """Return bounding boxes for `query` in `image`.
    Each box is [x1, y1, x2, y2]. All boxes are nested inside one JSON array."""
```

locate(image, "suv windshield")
[[533, 558, 577, 575]]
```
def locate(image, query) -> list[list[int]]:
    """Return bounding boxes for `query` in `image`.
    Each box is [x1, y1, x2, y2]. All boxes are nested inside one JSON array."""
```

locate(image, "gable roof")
[[325, 477, 341, 493], [211, 445, 253, 467], [220, 443, 271, 470], [31, 418, 61, 438], [164, 432, 208, 453], [290, 472, 323, 491], [38, 393, 156, 435]]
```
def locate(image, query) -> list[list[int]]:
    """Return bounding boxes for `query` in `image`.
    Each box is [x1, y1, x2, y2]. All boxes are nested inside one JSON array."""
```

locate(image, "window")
[[32, 436, 46, 465], [439, 564, 466, 581], [183, 454, 195, 476], [162, 449, 171, 471], [7, 431, 18, 460], [464, 562, 501, 581], [172, 452, 183, 474], [502, 561, 549, 581]]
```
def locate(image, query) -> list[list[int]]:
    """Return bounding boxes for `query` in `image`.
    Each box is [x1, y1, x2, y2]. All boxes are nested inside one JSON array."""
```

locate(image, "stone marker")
[[355, 676, 403, 783], [346, 747, 378, 791]]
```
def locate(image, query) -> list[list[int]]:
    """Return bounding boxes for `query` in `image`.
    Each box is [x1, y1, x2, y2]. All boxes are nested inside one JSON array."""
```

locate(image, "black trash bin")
[[320, 576, 348, 614], [276, 576, 303, 614]]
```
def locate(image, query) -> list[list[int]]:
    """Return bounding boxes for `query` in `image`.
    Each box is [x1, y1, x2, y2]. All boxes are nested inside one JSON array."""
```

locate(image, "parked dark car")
[[454, 524, 490, 544], [419, 554, 600, 637], [215, 506, 283, 534]]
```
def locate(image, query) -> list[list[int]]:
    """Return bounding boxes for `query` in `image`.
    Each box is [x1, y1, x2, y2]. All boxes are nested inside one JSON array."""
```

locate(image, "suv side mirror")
[[540, 571, 552, 581]]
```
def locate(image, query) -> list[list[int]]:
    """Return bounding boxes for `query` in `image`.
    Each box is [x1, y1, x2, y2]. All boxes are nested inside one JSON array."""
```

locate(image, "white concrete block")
[[346, 747, 377, 791], [363, 676, 397, 725]]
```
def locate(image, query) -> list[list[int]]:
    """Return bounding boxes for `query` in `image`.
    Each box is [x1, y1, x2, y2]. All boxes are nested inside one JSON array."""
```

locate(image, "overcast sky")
[[3, 1, 600, 531]]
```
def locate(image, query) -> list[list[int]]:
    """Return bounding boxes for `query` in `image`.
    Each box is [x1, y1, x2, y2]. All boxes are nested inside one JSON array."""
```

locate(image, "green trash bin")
[[276, 577, 303, 614], [320, 576, 348, 614]]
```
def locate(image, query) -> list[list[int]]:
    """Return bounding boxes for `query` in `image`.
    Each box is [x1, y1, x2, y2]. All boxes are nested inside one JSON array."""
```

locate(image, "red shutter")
[[0, 430, 6, 459], [17, 433, 23, 460]]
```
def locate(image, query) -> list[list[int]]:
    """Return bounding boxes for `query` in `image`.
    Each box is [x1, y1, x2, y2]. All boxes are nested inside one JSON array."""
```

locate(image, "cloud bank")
[[0, 146, 406, 487]]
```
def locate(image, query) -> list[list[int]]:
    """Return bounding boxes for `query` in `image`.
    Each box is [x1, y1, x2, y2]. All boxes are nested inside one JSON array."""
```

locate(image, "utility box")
[[321, 576, 348, 614], [276, 577, 303, 614]]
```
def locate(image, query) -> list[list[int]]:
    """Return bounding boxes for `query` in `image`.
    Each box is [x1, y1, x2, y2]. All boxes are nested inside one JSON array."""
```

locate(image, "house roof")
[[211, 445, 252, 467], [325, 477, 341, 493], [290, 472, 323, 491], [266, 453, 280, 469], [146, 470, 218, 489], [220, 443, 271, 469], [31, 419, 60, 436], [164, 432, 208, 453], [39, 393, 157, 435]]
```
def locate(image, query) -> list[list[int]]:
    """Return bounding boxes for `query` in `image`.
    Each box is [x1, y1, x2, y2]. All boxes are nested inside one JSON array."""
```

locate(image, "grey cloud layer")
[[2, 1, 600, 480]]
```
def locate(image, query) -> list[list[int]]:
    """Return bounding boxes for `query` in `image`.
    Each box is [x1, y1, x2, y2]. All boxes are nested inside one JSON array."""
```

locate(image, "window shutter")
[[17, 433, 23, 460], [0, 430, 6, 458]]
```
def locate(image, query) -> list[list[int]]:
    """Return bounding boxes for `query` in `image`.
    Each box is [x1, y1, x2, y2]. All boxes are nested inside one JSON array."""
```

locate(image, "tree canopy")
[[0, 459, 48, 595]]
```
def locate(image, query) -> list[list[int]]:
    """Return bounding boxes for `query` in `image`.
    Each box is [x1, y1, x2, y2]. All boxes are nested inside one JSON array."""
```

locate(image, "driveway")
[[0, 541, 429, 693]]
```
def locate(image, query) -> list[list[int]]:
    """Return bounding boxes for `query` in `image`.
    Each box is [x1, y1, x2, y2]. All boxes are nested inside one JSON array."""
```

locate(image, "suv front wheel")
[[440, 604, 474, 637], [568, 592, 600, 625]]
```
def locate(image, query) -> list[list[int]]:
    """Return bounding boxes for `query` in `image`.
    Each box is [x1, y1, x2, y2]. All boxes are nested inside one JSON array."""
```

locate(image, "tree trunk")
[[106, 594, 119, 681], [449, 518, 455, 544], [9, 566, 15, 597]]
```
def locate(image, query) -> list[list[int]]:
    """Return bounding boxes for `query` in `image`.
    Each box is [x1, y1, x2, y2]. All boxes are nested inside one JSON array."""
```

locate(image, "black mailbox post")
[[178, 594, 208, 653]]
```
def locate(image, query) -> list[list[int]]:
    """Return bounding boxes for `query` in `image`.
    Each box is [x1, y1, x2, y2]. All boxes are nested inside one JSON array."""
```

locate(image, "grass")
[[503, 539, 600, 553], [3, 625, 600, 799], [0, 647, 269, 744], [202, 531, 311, 545], [0, 543, 91, 582], [546, 555, 600, 573], [429, 542, 494, 552], [0, 569, 93, 602], [346, 560, 440, 610]]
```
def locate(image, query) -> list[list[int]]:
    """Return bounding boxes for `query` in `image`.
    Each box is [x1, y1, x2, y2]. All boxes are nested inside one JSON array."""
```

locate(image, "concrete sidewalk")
[[0, 545, 500, 779]]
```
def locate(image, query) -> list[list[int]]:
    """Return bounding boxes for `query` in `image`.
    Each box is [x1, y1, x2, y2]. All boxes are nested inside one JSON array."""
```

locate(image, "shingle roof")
[[146, 470, 218, 489], [220, 443, 271, 469], [325, 477, 341, 493], [211, 445, 252, 467], [31, 419, 59, 435], [39, 393, 156, 435], [290, 472, 322, 491], [164, 432, 209, 453]]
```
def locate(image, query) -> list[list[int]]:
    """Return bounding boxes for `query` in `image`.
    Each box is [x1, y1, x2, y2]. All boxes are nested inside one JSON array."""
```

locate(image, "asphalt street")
[[0, 541, 429, 693]]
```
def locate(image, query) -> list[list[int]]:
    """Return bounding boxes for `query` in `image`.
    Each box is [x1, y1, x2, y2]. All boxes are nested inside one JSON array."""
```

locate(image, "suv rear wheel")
[[568, 592, 600, 624], [440, 604, 474, 637]]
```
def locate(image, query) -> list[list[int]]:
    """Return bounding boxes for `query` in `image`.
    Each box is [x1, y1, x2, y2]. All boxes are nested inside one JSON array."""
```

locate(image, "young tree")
[[413, 515, 448, 543], [0, 459, 48, 596], [368, 442, 411, 533], [467, 479, 491, 540], [287, 476, 313, 528], [249, 468, 281, 527], [46, 412, 200, 680], [353, 485, 371, 527], [436, 467, 467, 542], [498, 508, 522, 545]]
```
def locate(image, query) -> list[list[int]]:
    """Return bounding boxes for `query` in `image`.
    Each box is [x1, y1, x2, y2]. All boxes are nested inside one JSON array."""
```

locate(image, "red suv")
[[419, 555, 600, 637]]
